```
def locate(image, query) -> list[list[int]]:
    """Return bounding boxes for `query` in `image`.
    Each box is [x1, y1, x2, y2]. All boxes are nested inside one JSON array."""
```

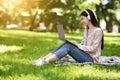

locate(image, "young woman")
[[31, 9, 104, 66]]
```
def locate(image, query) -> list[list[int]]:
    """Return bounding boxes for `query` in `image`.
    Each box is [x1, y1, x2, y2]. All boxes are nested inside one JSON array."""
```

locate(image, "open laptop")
[[56, 24, 77, 47]]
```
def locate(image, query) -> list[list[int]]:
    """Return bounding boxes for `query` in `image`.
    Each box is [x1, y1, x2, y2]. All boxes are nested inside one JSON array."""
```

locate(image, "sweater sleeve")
[[77, 29, 102, 53], [80, 28, 87, 45], [80, 34, 85, 45]]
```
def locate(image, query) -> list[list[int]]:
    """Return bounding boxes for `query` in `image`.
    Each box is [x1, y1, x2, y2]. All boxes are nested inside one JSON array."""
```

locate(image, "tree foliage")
[[96, 0, 120, 32], [0, 0, 120, 32]]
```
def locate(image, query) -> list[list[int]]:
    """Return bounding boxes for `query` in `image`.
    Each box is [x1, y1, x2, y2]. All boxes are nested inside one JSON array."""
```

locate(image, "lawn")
[[0, 29, 120, 80]]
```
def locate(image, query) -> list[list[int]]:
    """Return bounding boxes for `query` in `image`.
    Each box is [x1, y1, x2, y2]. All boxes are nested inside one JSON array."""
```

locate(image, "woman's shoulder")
[[94, 27, 102, 32]]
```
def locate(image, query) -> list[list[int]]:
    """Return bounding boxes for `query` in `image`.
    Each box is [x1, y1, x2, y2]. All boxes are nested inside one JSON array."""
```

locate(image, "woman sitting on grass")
[[31, 9, 104, 66]]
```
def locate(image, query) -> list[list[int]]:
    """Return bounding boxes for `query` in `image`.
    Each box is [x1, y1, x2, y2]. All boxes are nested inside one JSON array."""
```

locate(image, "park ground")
[[0, 29, 120, 80]]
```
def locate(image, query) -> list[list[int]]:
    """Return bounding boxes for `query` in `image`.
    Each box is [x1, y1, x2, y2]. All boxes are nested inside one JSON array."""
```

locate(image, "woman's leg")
[[50, 42, 93, 63], [45, 54, 58, 63], [31, 42, 69, 66], [68, 44, 93, 63], [47, 42, 93, 63], [31, 42, 67, 63], [31, 42, 93, 66], [45, 42, 71, 62]]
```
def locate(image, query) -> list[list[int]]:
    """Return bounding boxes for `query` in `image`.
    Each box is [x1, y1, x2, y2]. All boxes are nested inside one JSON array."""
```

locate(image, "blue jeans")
[[51, 42, 93, 63]]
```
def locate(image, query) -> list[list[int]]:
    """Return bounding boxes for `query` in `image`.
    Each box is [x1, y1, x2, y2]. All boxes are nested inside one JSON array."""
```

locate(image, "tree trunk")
[[29, 11, 38, 31]]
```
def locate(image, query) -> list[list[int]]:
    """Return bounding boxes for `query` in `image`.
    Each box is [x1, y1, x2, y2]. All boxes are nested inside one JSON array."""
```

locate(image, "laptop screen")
[[56, 24, 65, 41]]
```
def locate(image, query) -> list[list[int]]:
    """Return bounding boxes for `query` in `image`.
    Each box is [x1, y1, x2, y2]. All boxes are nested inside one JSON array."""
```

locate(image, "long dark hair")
[[80, 9, 104, 50]]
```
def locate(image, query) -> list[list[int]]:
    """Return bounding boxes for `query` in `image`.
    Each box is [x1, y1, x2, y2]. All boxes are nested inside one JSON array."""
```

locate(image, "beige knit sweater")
[[77, 27, 103, 63]]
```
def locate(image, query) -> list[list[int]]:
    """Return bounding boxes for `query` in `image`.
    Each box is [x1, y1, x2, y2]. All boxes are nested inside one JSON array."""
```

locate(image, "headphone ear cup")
[[84, 10, 91, 20], [87, 15, 91, 20]]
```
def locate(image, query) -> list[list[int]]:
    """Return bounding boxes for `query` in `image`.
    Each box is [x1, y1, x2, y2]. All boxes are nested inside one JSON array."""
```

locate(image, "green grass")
[[0, 29, 120, 80]]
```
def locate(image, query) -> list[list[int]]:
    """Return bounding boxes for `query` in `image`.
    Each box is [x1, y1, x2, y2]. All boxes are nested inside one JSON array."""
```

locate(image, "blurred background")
[[0, 0, 120, 33]]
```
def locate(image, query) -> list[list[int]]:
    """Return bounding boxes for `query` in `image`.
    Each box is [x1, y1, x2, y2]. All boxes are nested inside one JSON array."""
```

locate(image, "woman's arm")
[[77, 29, 103, 53]]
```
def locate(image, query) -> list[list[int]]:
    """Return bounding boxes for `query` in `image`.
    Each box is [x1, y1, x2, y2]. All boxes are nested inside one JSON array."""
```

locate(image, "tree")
[[2, 0, 119, 32], [95, 0, 120, 32], [36, 0, 85, 31]]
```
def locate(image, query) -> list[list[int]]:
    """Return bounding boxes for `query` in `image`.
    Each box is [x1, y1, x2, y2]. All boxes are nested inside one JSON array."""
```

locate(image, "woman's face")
[[80, 16, 89, 26]]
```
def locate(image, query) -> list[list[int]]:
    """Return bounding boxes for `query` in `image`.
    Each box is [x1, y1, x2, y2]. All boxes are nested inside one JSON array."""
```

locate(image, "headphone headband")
[[84, 10, 91, 20]]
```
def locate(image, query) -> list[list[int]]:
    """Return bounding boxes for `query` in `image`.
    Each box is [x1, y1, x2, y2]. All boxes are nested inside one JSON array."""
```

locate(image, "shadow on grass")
[[1, 60, 120, 80]]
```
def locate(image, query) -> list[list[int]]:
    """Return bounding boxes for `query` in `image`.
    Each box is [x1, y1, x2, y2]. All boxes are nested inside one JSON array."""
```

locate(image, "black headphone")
[[84, 10, 91, 20]]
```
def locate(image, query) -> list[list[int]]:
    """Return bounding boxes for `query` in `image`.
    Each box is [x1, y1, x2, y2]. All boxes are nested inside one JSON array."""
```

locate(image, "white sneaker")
[[31, 57, 47, 66], [30, 56, 44, 64], [35, 57, 47, 66]]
